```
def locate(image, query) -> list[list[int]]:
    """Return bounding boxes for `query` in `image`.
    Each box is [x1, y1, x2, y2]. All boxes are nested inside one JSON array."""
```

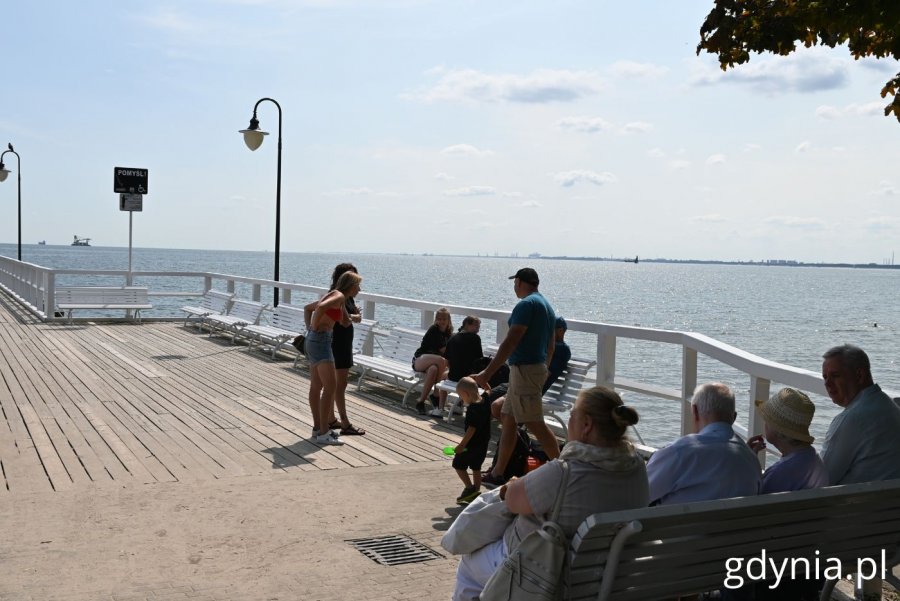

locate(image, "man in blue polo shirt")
[[474, 267, 557, 486]]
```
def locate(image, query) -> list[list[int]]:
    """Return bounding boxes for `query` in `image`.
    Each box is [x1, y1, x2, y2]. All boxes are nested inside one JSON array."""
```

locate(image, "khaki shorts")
[[501, 363, 548, 423]]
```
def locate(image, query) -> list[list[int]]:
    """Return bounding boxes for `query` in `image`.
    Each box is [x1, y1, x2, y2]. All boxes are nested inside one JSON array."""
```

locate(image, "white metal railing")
[[0, 256, 834, 451]]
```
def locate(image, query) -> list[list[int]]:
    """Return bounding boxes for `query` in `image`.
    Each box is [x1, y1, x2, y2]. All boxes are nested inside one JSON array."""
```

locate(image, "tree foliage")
[[697, 0, 900, 123]]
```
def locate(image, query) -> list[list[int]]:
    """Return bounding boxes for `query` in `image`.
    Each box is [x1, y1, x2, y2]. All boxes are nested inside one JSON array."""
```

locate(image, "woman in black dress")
[[412, 307, 452, 415]]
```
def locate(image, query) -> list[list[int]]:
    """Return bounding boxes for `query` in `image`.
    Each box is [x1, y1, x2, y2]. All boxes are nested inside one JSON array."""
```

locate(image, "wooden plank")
[[0, 332, 116, 485]]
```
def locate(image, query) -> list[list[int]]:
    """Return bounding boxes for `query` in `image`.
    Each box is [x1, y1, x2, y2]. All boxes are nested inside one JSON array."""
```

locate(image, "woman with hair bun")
[[452, 386, 649, 601]]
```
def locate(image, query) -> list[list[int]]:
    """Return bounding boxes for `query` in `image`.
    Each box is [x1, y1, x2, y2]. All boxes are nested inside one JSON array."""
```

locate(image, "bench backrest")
[[565, 478, 900, 601], [544, 356, 596, 405], [56, 286, 149, 305], [375, 327, 425, 365], [352, 319, 377, 355], [225, 299, 267, 324], [199, 290, 234, 313], [268, 303, 305, 332]]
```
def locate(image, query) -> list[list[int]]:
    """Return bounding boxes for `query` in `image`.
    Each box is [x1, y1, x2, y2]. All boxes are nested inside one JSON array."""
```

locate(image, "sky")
[[1, 0, 899, 263]]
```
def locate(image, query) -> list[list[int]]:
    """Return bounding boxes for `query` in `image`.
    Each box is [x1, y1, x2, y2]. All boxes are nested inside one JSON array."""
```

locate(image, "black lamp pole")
[[240, 98, 283, 307], [0, 143, 22, 261]]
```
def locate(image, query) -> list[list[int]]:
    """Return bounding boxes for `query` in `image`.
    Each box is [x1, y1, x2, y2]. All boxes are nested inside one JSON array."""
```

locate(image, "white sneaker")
[[429, 408, 444, 417], [316, 433, 344, 445]]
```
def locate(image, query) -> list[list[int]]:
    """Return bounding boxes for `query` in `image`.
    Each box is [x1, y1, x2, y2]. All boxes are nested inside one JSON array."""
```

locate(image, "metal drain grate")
[[346, 534, 443, 566]]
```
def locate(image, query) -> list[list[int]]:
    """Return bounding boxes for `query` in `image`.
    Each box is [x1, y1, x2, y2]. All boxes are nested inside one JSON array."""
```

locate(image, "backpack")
[[472, 356, 511, 387], [489, 426, 530, 480]]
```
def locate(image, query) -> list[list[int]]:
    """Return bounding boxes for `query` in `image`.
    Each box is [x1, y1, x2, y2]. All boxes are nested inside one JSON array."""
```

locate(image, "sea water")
[[3, 243, 898, 447]]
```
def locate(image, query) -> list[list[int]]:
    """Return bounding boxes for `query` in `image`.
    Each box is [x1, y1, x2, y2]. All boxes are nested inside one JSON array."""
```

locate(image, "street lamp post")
[[0, 143, 22, 261], [239, 98, 283, 307]]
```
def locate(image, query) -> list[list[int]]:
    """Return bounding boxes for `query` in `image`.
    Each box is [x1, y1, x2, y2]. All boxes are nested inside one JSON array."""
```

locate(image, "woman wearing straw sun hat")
[[747, 388, 829, 494]]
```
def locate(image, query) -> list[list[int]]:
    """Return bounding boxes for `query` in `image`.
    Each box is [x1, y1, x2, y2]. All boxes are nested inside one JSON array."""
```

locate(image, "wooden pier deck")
[[0, 298, 464, 493], [0, 293, 467, 600]]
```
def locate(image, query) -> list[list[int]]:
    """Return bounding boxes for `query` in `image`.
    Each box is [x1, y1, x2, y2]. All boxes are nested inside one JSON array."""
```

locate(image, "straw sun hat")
[[754, 388, 816, 444]]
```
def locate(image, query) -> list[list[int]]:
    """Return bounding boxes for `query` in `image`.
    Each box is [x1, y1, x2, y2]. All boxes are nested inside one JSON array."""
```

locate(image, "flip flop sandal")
[[340, 424, 366, 436]]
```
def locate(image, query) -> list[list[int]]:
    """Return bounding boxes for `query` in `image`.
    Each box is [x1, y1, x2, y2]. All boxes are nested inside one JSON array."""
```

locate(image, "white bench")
[[55, 286, 152, 323], [204, 299, 267, 343], [293, 318, 377, 368], [564, 478, 900, 601], [181, 290, 234, 329], [240, 303, 306, 358], [438, 355, 596, 425], [542, 356, 596, 432], [354, 326, 426, 406]]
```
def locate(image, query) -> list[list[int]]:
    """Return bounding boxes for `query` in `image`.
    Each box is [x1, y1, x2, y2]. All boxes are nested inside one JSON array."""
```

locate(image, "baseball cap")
[[509, 267, 539, 286]]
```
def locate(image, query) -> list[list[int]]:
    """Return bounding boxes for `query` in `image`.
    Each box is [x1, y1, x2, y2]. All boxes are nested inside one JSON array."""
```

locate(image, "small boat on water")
[[71, 235, 91, 247], [38, 240, 46, 245]]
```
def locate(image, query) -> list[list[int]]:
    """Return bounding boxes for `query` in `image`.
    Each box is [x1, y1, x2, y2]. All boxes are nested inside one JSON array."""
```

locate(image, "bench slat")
[[564, 479, 900, 601], [55, 287, 152, 323]]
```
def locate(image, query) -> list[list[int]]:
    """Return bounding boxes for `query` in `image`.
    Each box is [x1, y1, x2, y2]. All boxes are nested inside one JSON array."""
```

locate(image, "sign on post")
[[120, 193, 143, 212], [114, 167, 149, 194]]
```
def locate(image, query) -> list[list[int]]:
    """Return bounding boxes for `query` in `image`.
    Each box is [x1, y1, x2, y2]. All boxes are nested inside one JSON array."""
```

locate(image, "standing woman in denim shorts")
[[305, 271, 363, 445], [327, 263, 365, 436]]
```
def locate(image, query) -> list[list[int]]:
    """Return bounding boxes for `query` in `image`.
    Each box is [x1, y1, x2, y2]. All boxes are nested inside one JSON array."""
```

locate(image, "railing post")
[[282, 289, 291, 305], [226, 280, 235, 294], [46, 272, 56, 321], [681, 347, 698, 436], [362, 300, 376, 356], [497, 318, 509, 345], [203, 276, 212, 293], [421, 309, 434, 330], [748, 376, 770, 468], [251, 283, 261, 302], [596, 332, 616, 389]]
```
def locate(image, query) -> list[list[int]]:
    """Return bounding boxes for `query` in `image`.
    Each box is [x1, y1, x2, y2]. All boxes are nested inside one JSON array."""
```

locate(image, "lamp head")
[[239, 116, 269, 151], [0, 163, 8, 183]]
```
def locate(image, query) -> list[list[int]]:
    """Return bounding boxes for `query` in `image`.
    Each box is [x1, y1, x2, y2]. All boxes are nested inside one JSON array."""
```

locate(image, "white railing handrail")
[[0, 257, 843, 455]]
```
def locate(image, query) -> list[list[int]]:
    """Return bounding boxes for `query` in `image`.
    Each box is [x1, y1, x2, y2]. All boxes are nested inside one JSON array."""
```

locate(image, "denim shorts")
[[305, 329, 335, 367]]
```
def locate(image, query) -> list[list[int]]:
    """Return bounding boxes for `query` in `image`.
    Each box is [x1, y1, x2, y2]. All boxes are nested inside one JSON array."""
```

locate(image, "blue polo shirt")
[[508, 292, 555, 365]]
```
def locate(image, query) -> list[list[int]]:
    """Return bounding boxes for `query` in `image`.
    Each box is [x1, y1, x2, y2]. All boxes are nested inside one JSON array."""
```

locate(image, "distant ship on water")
[[72, 235, 91, 247], [38, 240, 46, 245]]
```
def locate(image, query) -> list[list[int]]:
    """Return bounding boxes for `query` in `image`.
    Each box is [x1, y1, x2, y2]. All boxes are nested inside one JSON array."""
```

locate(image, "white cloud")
[[669, 159, 691, 170], [705, 154, 726, 165], [744, 143, 762, 152], [858, 56, 900, 73], [324, 187, 399, 197], [137, 9, 199, 33], [404, 67, 604, 104], [443, 186, 496, 197], [647, 147, 665, 158], [434, 172, 454, 181], [863, 216, 896, 233], [795, 141, 812, 153], [622, 121, 653, 134], [815, 105, 843, 120], [553, 170, 617, 187], [610, 60, 668, 79], [521, 200, 542, 208], [440, 144, 495, 157], [557, 116, 612, 134], [816, 101, 885, 119], [691, 214, 729, 224], [873, 181, 898, 196], [764, 216, 827, 230], [691, 51, 849, 95]]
